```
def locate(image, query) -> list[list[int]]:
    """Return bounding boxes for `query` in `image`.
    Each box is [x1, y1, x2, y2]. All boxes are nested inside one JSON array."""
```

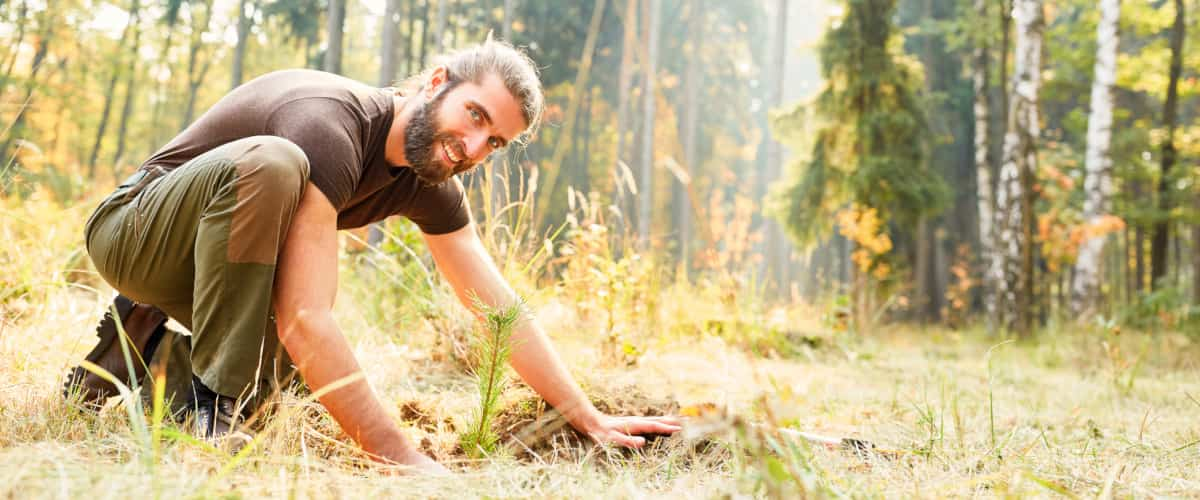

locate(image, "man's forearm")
[[278, 310, 418, 462], [507, 318, 600, 429]]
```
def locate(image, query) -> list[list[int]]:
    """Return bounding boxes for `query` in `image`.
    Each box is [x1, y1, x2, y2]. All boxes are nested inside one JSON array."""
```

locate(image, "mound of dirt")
[[399, 385, 685, 462]]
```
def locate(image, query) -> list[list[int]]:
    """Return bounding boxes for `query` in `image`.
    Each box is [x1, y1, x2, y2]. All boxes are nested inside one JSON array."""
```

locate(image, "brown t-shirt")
[[140, 69, 471, 233]]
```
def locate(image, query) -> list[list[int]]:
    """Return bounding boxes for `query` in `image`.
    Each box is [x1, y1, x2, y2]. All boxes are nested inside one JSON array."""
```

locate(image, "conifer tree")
[[775, 0, 946, 319]]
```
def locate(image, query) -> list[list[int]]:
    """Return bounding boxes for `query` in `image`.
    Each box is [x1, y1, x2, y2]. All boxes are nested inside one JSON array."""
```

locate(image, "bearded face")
[[404, 82, 476, 185]]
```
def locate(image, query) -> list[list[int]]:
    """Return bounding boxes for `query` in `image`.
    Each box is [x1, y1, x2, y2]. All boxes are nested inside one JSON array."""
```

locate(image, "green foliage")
[[774, 0, 948, 248], [459, 296, 524, 458], [1117, 284, 1199, 332]]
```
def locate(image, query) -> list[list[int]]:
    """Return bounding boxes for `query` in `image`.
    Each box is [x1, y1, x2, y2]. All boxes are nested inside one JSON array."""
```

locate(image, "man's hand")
[[579, 413, 683, 448]]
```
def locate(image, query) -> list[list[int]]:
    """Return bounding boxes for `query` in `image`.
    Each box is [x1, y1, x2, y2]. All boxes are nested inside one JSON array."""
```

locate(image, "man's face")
[[405, 72, 528, 185]]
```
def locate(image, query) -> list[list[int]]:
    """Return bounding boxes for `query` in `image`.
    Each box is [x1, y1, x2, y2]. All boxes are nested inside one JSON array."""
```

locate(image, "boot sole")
[[63, 296, 136, 407]]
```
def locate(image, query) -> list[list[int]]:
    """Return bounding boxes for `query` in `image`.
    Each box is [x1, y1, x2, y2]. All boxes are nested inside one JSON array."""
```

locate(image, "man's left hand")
[[582, 414, 683, 448]]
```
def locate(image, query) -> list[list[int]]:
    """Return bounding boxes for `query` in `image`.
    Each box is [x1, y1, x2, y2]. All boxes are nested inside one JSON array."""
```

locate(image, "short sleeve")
[[405, 176, 472, 234], [265, 98, 363, 210]]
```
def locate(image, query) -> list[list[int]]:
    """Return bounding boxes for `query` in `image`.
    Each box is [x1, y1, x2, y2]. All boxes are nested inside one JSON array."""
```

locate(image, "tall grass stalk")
[[460, 296, 524, 458]]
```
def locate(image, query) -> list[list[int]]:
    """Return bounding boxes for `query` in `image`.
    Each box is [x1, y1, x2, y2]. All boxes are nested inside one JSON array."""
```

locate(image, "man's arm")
[[273, 182, 444, 471], [423, 224, 681, 447]]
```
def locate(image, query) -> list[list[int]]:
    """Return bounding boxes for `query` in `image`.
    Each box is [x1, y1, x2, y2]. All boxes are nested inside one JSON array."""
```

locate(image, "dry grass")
[[3, 193, 1200, 498]]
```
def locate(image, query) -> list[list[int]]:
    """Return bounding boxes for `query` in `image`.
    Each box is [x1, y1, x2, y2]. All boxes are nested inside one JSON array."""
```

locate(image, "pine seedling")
[[460, 295, 525, 458]]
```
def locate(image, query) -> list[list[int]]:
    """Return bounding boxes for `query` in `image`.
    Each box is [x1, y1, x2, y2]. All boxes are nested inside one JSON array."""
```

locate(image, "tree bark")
[[990, 0, 1042, 336], [973, 0, 995, 326], [1194, 194, 1200, 304], [1150, 0, 1185, 290], [764, 0, 789, 291], [433, 0, 448, 53], [535, 0, 607, 226], [677, 0, 702, 277], [1070, 0, 1120, 315], [379, 0, 400, 86], [181, 0, 215, 129], [231, 0, 256, 89], [324, 0, 345, 74], [87, 0, 140, 178], [637, 0, 660, 246], [111, 11, 144, 179], [417, 0, 429, 69], [614, 0, 638, 224], [0, 0, 28, 96], [0, 35, 47, 169]]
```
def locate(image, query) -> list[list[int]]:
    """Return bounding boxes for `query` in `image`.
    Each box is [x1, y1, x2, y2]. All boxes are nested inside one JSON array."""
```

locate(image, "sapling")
[[459, 295, 525, 458]]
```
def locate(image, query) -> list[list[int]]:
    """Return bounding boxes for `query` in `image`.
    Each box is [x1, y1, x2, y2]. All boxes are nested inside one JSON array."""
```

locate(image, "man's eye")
[[489, 137, 502, 149], [469, 109, 481, 122]]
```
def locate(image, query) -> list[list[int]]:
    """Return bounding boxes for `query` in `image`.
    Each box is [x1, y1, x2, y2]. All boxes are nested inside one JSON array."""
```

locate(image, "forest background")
[[1, 0, 1200, 497], [2, 0, 1198, 333]]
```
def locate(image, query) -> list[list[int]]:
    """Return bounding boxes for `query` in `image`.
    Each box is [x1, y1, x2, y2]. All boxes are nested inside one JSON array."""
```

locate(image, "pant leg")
[[86, 135, 310, 410]]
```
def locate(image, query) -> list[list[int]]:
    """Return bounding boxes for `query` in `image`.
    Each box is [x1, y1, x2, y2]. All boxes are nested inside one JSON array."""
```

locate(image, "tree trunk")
[[536, 0, 607, 226], [417, 0, 429, 69], [973, 0, 995, 326], [379, 0, 400, 86], [0, 36, 47, 169], [1194, 194, 1200, 304], [677, 0, 702, 277], [1150, 0, 1185, 290], [764, 0, 789, 290], [614, 0, 638, 224], [87, 0, 140, 178], [502, 0, 513, 40], [369, 0, 404, 248], [324, 0, 345, 74], [231, 0, 255, 89], [990, 0, 1042, 336], [146, 28, 177, 152], [1070, 0, 1120, 316], [0, 0, 29, 95], [111, 12, 144, 179], [403, 0, 416, 75], [433, 0, 448, 53], [181, 0, 214, 129], [637, 0, 660, 246]]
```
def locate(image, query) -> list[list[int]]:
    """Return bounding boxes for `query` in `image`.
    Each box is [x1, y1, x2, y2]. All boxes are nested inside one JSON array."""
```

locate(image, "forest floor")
[[2, 196, 1199, 498], [2, 286, 1199, 497]]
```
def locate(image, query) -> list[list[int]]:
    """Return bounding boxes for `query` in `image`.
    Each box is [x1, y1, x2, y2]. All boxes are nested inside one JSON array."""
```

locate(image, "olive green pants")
[[85, 136, 310, 413]]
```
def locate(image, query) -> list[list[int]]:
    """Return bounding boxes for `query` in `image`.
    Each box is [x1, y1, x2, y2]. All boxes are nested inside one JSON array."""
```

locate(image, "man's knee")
[[234, 136, 310, 192]]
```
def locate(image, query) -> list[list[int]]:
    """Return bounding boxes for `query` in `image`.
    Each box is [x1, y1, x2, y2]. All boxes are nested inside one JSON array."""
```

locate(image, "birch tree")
[[1070, 0, 1120, 315], [989, 0, 1042, 335], [972, 0, 993, 319]]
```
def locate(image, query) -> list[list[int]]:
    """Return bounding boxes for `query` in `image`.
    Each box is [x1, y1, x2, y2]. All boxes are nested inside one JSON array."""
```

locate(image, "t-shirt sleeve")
[[265, 98, 363, 210], [405, 176, 472, 234]]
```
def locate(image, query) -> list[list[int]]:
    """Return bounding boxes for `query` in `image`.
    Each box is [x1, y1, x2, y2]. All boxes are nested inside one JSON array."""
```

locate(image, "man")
[[65, 39, 680, 473]]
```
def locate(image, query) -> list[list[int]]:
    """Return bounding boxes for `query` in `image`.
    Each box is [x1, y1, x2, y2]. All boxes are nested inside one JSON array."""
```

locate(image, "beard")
[[404, 83, 473, 185]]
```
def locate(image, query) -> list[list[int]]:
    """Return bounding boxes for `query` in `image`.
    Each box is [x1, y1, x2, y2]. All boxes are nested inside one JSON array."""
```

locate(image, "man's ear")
[[425, 66, 449, 98]]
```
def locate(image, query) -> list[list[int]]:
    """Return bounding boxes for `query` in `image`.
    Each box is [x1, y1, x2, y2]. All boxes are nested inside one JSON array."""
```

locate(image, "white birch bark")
[[973, 0, 993, 311], [1071, 0, 1120, 315], [989, 0, 1042, 332]]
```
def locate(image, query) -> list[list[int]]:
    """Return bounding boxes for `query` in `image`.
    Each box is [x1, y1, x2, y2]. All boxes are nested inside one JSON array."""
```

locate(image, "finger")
[[622, 419, 682, 435], [612, 433, 646, 448], [650, 415, 683, 426]]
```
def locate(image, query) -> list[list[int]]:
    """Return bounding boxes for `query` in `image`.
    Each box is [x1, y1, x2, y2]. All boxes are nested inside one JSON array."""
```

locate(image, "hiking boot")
[[191, 376, 254, 451], [63, 295, 168, 408]]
